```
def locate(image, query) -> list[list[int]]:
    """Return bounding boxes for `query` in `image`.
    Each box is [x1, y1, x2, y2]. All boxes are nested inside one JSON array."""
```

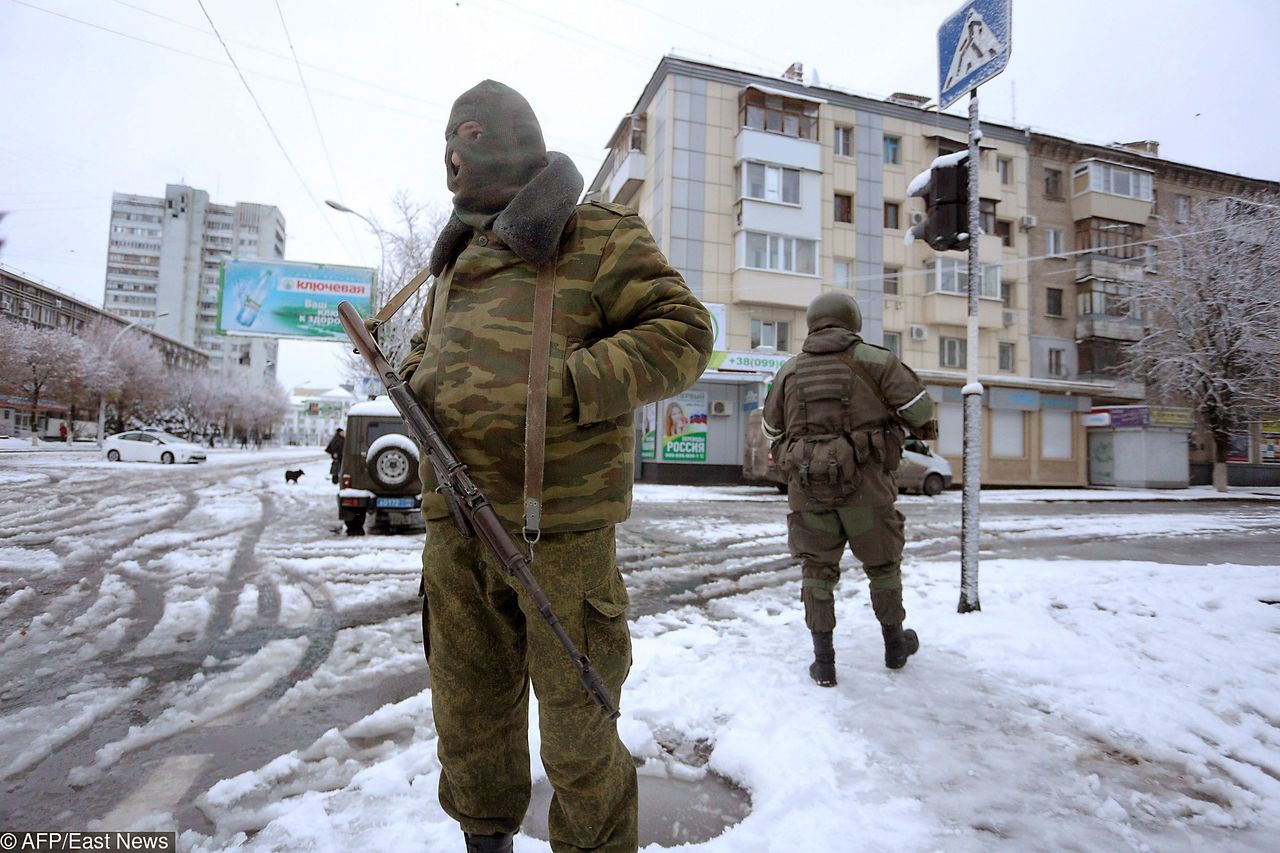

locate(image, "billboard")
[[660, 390, 708, 463], [217, 259, 375, 341]]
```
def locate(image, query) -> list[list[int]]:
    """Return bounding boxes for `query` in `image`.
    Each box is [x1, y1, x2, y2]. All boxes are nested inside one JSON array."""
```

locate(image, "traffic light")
[[907, 153, 970, 252]]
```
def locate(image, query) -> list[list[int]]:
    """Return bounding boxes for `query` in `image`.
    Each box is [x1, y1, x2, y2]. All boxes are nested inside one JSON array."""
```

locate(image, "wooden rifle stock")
[[337, 301, 619, 719]]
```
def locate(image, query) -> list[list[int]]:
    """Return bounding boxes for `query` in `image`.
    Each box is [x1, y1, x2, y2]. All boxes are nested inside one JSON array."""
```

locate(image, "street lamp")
[[325, 199, 385, 306], [97, 312, 168, 447]]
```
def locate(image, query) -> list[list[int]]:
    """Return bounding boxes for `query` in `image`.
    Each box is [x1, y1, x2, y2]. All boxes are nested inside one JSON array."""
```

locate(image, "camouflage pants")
[[421, 520, 637, 853], [787, 504, 906, 631]]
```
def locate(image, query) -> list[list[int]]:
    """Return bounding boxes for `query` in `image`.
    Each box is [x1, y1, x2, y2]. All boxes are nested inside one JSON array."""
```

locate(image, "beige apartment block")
[[1028, 135, 1278, 482], [590, 56, 1122, 486]]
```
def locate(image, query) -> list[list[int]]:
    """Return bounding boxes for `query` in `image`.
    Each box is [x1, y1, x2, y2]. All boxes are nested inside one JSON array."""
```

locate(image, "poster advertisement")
[[217, 259, 375, 341], [1261, 421, 1280, 465], [639, 403, 657, 461], [660, 390, 708, 463]]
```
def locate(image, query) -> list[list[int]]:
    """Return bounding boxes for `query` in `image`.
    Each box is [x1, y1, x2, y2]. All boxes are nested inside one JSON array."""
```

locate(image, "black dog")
[[284, 469, 305, 484]]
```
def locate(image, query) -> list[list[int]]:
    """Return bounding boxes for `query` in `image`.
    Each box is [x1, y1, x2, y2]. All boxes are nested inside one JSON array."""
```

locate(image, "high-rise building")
[[103, 184, 285, 375]]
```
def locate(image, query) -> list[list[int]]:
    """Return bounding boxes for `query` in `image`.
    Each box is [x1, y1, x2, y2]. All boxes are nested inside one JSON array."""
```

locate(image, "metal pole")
[[959, 87, 983, 613]]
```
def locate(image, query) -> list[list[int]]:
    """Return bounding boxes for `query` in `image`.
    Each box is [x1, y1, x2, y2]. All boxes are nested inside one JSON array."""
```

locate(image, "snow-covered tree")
[[1126, 196, 1280, 491], [342, 192, 448, 384], [0, 318, 83, 444], [102, 330, 171, 433]]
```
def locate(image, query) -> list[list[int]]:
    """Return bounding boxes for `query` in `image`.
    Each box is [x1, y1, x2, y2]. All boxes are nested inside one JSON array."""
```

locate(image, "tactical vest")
[[776, 348, 903, 504]]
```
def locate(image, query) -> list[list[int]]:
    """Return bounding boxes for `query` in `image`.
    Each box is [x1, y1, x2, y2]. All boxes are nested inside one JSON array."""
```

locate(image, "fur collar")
[[429, 151, 584, 275]]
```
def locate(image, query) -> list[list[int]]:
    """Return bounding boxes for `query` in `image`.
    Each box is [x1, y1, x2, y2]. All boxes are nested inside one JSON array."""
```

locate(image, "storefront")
[[1085, 405, 1193, 488]]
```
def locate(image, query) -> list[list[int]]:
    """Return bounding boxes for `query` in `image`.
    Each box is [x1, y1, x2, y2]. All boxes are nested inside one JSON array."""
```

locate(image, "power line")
[[271, 0, 362, 251], [193, 0, 356, 259]]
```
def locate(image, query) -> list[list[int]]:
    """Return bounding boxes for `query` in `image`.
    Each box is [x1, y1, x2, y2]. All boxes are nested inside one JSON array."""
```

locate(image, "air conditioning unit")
[[909, 324, 928, 341], [1002, 310, 1016, 327], [710, 399, 732, 417], [910, 211, 926, 226], [1020, 214, 1038, 230]]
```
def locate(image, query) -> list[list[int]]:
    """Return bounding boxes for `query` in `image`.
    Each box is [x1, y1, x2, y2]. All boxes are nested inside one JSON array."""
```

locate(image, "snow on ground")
[[181, 552, 1280, 852]]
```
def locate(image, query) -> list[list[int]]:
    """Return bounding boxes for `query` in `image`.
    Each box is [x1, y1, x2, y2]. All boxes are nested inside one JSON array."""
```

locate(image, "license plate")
[[376, 496, 417, 509]]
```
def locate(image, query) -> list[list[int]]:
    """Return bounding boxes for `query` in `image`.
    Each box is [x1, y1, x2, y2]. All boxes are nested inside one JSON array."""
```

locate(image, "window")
[[1075, 218, 1143, 259], [1143, 245, 1158, 272], [834, 126, 853, 157], [883, 135, 901, 164], [1044, 168, 1063, 198], [924, 258, 1001, 298], [883, 331, 901, 357], [883, 266, 900, 295], [991, 410, 1025, 458], [751, 319, 790, 352], [1046, 287, 1063, 317], [940, 337, 966, 368], [1078, 339, 1126, 375], [744, 231, 818, 275], [1000, 279, 1013, 308], [980, 199, 998, 235], [1175, 194, 1191, 223], [1045, 228, 1064, 256], [998, 158, 1012, 185], [995, 220, 1013, 247], [740, 88, 818, 139], [1072, 161, 1153, 201], [1042, 410, 1074, 460], [883, 202, 901, 230], [1077, 281, 1133, 318], [833, 260, 852, 289], [1047, 348, 1065, 377], [834, 193, 853, 224], [743, 162, 800, 204], [998, 342, 1015, 372]]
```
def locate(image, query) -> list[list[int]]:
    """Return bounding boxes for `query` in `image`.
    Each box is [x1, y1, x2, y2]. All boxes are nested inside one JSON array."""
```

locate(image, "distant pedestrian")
[[324, 427, 345, 484], [59, 423, 68, 442], [763, 291, 936, 687]]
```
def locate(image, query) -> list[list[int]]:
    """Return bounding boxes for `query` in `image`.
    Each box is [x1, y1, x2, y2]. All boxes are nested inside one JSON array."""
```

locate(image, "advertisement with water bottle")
[[216, 259, 375, 341]]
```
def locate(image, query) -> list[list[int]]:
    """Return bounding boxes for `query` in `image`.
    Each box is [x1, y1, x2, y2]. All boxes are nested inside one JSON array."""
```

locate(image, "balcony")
[[733, 268, 821, 309], [1070, 159, 1155, 225], [607, 149, 646, 207], [1075, 253, 1146, 284], [1076, 315, 1144, 343], [920, 291, 1005, 329]]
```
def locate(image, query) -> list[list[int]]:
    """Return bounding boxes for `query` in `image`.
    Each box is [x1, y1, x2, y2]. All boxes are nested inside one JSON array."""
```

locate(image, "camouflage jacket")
[[762, 327, 933, 510], [401, 201, 713, 533]]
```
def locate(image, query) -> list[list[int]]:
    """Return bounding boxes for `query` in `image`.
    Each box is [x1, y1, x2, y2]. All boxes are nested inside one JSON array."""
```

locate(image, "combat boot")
[[809, 630, 836, 687], [882, 623, 919, 670], [464, 831, 514, 853]]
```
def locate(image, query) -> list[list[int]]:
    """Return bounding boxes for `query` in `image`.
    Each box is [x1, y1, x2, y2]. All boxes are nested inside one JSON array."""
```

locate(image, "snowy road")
[[2, 452, 1279, 851]]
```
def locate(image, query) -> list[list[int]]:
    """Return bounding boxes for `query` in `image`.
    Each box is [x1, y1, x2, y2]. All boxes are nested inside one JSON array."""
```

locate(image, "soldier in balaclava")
[[399, 81, 712, 853], [763, 291, 935, 687]]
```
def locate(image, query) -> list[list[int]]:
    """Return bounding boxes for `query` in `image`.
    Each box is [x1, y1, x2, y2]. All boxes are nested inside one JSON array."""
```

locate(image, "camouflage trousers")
[[421, 520, 638, 853], [787, 503, 907, 631]]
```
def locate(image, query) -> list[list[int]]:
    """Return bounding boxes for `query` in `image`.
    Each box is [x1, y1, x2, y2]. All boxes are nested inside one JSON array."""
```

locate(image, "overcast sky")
[[2, 0, 1278, 391]]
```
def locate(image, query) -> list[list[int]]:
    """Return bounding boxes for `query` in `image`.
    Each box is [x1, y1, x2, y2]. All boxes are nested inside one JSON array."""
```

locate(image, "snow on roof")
[[346, 395, 401, 417], [744, 83, 827, 104]]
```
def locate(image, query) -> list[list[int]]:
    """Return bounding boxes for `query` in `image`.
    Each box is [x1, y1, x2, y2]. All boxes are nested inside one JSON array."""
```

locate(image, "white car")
[[897, 439, 953, 496], [104, 430, 207, 464]]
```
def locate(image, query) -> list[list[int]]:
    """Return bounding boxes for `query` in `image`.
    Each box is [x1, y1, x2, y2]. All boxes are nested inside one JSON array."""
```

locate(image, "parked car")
[[336, 396, 423, 536], [897, 438, 953, 496], [103, 430, 207, 464]]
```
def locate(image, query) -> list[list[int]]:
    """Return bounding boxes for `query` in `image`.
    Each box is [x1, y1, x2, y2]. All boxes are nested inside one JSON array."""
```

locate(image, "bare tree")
[[342, 192, 448, 385], [1126, 196, 1280, 490]]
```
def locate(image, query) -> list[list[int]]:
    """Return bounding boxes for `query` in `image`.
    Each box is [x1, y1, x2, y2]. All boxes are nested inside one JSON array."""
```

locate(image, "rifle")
[[337, 301, 619, 719]]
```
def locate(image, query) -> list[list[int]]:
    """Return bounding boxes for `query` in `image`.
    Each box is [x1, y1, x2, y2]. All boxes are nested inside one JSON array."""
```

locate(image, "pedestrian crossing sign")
[[938, 0, 1012, 109]]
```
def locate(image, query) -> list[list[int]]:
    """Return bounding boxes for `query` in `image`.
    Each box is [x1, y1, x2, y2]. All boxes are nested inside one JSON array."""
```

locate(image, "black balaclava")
[[445, 80, 548, 228]]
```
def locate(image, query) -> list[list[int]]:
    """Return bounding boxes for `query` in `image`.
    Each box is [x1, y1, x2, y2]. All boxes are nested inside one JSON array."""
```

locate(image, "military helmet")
[[806, 291, 862, 334]]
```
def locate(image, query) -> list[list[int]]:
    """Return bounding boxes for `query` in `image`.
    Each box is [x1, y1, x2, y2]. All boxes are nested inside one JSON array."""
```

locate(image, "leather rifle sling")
[[364, 265, 434, 333], [522, 261, 557, 545]]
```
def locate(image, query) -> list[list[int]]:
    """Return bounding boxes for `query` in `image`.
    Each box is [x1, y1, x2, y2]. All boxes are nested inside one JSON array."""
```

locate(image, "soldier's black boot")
[[882, 623, 919, 670], [464, 832, 514, 853], [809, 630, 837, 687]]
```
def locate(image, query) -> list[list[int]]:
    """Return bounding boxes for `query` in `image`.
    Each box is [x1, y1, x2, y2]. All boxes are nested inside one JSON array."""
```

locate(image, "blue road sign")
[[938, 0, 1012, 109]]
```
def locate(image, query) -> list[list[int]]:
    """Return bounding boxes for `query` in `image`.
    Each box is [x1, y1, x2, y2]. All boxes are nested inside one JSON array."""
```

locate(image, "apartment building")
[[589, 55, 1103, 486], [104, 184, 285, 375]]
